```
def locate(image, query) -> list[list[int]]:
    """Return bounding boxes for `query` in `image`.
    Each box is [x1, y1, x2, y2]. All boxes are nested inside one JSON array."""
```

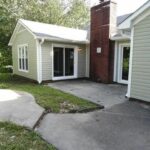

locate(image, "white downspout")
[[36, 38, 44, 84]]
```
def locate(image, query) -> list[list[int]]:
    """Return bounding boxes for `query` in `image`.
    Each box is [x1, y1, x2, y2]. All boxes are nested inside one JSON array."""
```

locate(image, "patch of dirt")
[[60, 101, 80, 113]]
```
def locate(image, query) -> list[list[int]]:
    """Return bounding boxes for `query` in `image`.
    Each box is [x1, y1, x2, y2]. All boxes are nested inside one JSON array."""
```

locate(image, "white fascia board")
[[132, 8, 150, 26], [19, 19, 37, 39], [8, 20, 37, 46], [110, 35, 131, 41], [36, 36, 89, 44], [118, 0, 150, 30], [8, 22, 21, 46]]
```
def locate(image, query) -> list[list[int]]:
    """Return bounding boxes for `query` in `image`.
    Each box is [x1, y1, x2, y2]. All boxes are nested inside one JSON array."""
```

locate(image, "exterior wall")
[[41, 41, 88, 81], [18, 25, 26, 32], [130, 15, 150, 102], [12, 29, 37, 81], [86, 44, 90, 77], [90, 1, 117, 83], [77, 44, 86, 78], [41, 41, 53, 81]]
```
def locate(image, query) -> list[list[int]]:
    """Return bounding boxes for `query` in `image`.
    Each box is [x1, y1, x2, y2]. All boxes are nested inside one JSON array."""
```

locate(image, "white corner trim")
[[36, 38, 44, 84], [113, 41, 117, 82], [126, 27, 134, 98]]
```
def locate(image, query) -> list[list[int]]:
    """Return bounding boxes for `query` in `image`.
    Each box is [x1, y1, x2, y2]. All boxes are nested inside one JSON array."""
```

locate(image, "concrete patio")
[[0, 89, 44, 129], [0, 87, 150, 150], [48, 80, 127, 108], [37, 101, 150, 150]]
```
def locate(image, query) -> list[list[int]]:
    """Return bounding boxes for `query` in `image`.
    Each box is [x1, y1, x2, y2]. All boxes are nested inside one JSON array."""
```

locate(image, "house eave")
[[118, 0, 150, 30], [36, 36, 89, 44], [110, 36, 131, 41]]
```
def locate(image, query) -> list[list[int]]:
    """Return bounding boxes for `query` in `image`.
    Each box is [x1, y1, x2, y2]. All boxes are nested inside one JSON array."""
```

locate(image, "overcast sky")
[[90, 0, 148, 16]]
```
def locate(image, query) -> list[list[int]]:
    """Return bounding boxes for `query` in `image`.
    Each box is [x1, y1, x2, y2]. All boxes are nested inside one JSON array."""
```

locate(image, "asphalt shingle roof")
[[117, 13, 133, 25]]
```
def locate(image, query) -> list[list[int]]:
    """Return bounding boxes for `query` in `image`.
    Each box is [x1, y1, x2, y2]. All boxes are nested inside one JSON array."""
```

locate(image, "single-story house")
[[9, 0, 150, 102], [8, 19, 90, 83]]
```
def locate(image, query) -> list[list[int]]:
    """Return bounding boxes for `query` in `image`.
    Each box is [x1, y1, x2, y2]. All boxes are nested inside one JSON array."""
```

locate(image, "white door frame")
[[52, 43, 78, 81], [118, 43, 130, 84]]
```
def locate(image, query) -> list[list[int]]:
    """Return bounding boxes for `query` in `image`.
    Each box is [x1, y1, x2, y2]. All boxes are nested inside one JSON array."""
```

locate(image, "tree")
[[0, 0, 90, 71]]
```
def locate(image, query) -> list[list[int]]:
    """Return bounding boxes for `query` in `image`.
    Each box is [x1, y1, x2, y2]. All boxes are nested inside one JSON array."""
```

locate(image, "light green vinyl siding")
[[78, 45, 86, 78], [130, 15, 150, 102], [18, 25, 26, 32], [12, 29, 37, 81], [41, 41, 87, 81], [41, 41, 53, 81]]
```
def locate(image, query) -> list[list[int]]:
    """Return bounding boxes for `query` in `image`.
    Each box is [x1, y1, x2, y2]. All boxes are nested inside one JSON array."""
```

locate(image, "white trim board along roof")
[[118, 0, 150, 29], [8, 19, 89, 46]]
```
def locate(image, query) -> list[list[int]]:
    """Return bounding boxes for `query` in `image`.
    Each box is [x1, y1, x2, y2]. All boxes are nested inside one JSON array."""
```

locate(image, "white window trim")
[[17, 44, 29, 73], [117, 43, 130, 84], [51, 43, 78, 81]]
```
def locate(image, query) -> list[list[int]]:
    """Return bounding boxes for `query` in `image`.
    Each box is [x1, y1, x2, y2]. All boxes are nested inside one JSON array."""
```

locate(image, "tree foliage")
[[0, 0, 90, 71]]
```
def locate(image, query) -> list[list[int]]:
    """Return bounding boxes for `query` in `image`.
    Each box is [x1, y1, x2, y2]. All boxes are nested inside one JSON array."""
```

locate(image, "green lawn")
[[0, 73, 99, 113], [0, 122, 56, 150]]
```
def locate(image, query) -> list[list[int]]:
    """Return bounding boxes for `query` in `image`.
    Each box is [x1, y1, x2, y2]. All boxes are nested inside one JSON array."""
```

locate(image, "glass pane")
[[25, 46, 28, 59], [19, 59, 22, 69], [54, 47, 64, 77], [65, 48, 74, 76], [26, 59, 28, 70], [24, 46, 28, 70], [22, 47, 25, 58], [22, 58, 25, 70], [122, 47, 130, 80]]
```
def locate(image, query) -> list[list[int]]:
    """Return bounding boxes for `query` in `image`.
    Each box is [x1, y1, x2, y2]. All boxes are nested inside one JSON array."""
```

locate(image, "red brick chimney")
[[90, 0, 117, 83]]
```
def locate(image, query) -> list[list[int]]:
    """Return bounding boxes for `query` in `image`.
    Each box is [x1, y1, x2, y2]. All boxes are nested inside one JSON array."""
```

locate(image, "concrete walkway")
[[0, 88, 150, 150], [48, 80, 127, 108], [37, 101, 150, 150], [0, 89, 44, 129]]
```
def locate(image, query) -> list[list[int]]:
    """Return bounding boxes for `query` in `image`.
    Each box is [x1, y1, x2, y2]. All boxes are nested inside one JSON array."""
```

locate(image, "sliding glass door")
[[54, 47, 63, 77], [65, 48, 74, 76], [53, 47, 75, 79], [118, 44, 130, 84]]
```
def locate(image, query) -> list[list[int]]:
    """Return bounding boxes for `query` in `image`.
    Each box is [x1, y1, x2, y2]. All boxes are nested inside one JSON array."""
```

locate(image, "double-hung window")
[[18, 45, 28, 71]]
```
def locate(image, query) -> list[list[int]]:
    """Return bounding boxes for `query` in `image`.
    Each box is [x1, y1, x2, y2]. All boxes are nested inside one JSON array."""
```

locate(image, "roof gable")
[[117, 13, 133, 26], [8, 19, 89, 46], [118, 0, 150, 29]]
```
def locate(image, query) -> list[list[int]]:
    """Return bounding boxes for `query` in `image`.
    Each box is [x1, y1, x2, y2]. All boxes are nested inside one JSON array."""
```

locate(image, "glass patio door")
[[53, 47, 74, 79], [122, 46, 130, 81], [65, 48, 74, 76], [118, 45, 130, 84]]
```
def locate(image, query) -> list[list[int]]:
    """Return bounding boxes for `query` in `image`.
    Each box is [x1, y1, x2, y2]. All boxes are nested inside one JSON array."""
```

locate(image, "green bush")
[[0, 67, 12, 73], [0, 83, 8, 89]]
